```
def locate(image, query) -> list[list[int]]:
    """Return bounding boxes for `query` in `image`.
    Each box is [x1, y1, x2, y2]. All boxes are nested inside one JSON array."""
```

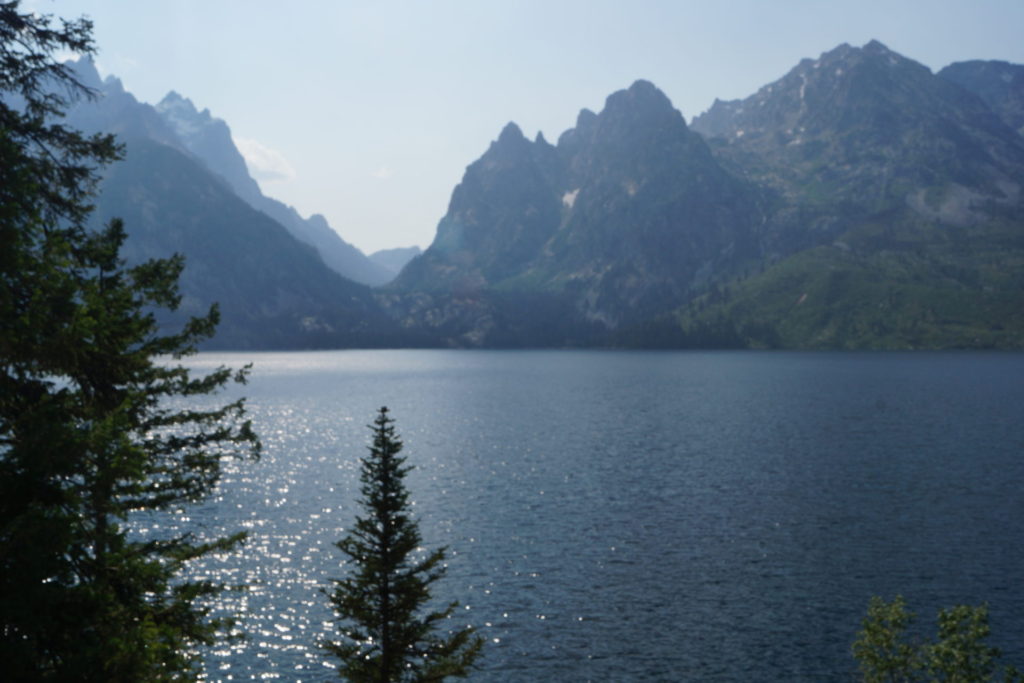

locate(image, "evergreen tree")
[[324, 407, 482, 682], [0, 2, 259, 679]]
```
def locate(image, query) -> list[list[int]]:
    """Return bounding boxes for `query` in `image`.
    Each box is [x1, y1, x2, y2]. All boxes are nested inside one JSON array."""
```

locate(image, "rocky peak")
[[600, 79, 682, 129], [66, 56, 103, 90], [156, 91, 218, 138], [482, 121, 535, 164], [576, 108, 598, 129], [557, 108, 597, 149], [559, 78, 702, 189], [158, 91, 198, 115], [862, 38, 892, 55], [497, 120, 525, 144], [692, 40, 939, 142], [939, 59, 1024, 135]]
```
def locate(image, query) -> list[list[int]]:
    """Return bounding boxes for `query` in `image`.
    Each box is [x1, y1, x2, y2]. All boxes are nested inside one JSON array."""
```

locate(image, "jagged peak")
[[498, 121, 525, 143], [863, 39, 892, 55], [535, 130, 551, 146], [158, 90, 197, 112], [812, 39, 925, 73], [821, 42, 854, 59], [576, 108, 597, 129], [627, 79, 663, 96], [605, 79, 673, 111], [600, 79, 682, 124], [156, 91, 219, 127], [65, 55, 103, 90], [102, 75, 124, 92]]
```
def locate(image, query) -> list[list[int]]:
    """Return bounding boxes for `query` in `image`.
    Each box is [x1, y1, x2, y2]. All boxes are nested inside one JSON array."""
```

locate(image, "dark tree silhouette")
[[324, 407, 482, 682], [0, 2, 259, 678]]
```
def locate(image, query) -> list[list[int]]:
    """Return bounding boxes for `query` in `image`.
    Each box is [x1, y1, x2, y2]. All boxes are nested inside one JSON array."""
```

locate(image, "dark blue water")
[[163, 351, 1024, 681]]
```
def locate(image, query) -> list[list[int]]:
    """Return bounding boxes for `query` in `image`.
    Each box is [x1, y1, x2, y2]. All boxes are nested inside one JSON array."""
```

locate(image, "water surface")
[[161, 350, 1024, 681]]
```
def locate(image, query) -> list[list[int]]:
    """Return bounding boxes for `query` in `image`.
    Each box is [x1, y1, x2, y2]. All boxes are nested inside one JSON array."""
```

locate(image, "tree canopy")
[[853, 596, 1021, 682], [323, 407, 482, 682], [0, 2, 259, 679]]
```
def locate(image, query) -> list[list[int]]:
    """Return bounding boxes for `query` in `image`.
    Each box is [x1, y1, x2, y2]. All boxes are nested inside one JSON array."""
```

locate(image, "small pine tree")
[[323, 407, 482, 682]]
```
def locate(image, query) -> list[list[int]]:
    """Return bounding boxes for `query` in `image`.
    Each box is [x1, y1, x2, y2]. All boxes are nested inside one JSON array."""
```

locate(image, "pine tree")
[[324, 407, 482, 682], [0, 2, 260, 679]]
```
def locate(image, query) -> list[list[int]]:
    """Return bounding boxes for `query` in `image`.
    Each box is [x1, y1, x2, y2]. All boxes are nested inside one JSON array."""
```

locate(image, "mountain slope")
[[394, 43, 1024, 349], [93, 137, 405, 349], [692, 41, 1019, 232], [61, 59, 408, 349], [155, 92, 394, 286], [938, 60, 1024, 136], [671, 41, 1024, 349], [370, 246, 422, 275], [392, 80, 763, 343], [690, 41, 1024, 238], [651, 220, 1024, 350]]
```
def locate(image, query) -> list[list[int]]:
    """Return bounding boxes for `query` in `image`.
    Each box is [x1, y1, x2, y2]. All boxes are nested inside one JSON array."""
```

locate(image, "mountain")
[[391, 42, 1024, 349], [370, 246, 422, 275], [154, 91, 394, 287], [96, 138, 406, 349], [672, 41, 1024, 349], [60, 60, 182, 148], [938, 60, 1024, 136], [62, 59, 410, 349], [59, 45, 1024, 350], [691, 41, 1024, 238], [391, 80, 763, 345]]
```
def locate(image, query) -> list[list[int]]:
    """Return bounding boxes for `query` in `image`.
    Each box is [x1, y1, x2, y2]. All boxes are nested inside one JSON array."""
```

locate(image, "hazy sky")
[[41, 1, 1024, 254]]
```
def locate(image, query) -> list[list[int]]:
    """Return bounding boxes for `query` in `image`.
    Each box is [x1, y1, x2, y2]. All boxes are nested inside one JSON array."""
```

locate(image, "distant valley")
[[71, 41, 1024, 349]]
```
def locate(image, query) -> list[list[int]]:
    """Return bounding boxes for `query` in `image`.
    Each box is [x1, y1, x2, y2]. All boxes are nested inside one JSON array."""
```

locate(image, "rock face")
[[393, 80, 762, 343], [394, 42, 1024, 348], [154, 91, 394, 286], [94, 139, 403, 349], [59, 43, 1024, 350], [62, 59, 408, 349], [675, 42, 1024, 350], [690, 41, 1024, 236], [939, 59, 1024, 137]]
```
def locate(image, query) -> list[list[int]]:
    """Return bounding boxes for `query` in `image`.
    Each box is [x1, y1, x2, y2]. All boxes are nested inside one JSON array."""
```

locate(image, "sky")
[[37, 0, 1024, 255]]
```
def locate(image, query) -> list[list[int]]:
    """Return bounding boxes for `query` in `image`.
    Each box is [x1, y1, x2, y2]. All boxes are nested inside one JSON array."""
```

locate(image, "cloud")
[[371, 165, 393, 180], [233, 137, 296, 182]]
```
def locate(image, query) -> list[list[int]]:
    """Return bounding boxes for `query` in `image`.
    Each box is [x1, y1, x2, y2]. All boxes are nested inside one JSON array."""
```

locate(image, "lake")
[[160, 350, 1024, 681]]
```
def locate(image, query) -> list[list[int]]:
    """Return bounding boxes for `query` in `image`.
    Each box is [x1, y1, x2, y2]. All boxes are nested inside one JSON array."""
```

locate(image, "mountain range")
[[66, 41, 1024, 349], [64, 60, 413, 348]]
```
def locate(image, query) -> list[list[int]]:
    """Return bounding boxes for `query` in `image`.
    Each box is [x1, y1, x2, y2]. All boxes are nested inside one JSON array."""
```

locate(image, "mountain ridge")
[[61, 59, 418, 349], [151, 88, 394, 287], [392, 78, 764, 342], [60, 43, 1024, 350], [393, 41, 1024, 348]]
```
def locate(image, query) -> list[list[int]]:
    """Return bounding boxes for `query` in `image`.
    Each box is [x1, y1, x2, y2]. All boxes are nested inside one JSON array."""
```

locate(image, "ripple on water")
[[138, 350, 1024, 681]]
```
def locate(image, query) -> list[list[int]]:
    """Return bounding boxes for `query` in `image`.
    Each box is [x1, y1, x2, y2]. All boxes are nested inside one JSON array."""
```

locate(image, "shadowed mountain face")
[[939, 59, 1024, 137], [393, 80, 763, 343], [690, 41, 1024, 237], [672, 42, 1024, 350], [56, 43, 1024, 350], [393, 42, 1024, 348], [61, 60, 409, 349], [154, 92, 395, 287], [92, 138, 407, 349]]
